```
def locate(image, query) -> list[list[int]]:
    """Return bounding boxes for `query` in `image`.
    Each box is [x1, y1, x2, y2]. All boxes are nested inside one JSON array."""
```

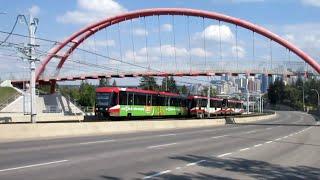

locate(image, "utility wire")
[[0, 29, 213, 84], [0, 16, 20, 46]]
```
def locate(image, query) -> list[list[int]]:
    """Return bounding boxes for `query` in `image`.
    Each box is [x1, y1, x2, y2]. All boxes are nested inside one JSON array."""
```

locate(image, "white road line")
[[275, 138, 282, 141], [246, 130, 256, 134], [283, 136, 288, 138], [147, 143, 178, 149], [0, 160, 68, 172], [239, 147, 250, 151], [143, 170, 171, 179], [158, 133, 176, 137], [266, 127, 273, 130], [175, 167, 181, 170], [265, 141, 273, 144], [211, 135, 228, 139], [186, 160, 206, 166], [254, 144, 262, 147], [217, 152, 232, 157], [79, 139, 115, 145]]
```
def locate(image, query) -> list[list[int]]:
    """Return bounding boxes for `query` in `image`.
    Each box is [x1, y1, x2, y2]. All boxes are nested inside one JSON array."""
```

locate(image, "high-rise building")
[[261, 74, 269, 93]]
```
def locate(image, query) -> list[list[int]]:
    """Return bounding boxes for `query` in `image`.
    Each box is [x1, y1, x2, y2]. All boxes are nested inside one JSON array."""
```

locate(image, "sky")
[[0, 0, 319, 85]]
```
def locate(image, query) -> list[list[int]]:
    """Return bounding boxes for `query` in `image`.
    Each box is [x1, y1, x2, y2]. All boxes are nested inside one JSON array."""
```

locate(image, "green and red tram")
[[95, 87, 189, 118]]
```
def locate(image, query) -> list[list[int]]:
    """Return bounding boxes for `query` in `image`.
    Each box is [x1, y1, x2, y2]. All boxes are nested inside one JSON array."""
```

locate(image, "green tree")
[[78, 81, 95, 107], [268, 78, 285, 104], [179, 85, 189, 95], [99, 78, 110, 87], [200, 86, 217, 97], [161, 76, 178, 93], [139, 76, 158, 90]]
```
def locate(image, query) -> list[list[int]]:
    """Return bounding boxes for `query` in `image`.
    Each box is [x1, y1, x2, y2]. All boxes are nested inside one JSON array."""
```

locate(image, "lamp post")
[[311, 89, 319, 112]]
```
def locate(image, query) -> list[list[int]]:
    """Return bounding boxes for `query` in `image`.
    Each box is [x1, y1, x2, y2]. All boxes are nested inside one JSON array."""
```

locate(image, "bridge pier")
[[50, 80, 56, 94]]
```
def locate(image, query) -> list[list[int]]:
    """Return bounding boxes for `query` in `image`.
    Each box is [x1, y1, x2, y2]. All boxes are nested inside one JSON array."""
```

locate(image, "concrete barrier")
[[0, 113, 275, 142]]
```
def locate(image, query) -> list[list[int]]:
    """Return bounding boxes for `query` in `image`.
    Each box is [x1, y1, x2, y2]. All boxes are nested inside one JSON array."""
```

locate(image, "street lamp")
[[311, 89, 319, 111]]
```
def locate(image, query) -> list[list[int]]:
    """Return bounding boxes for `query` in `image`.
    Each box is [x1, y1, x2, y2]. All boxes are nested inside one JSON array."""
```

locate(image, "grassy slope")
[[0, 87, 17, 103]]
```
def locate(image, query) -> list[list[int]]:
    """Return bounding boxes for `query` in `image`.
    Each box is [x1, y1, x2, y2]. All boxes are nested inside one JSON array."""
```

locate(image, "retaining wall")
[[0, 113, 276, 142]]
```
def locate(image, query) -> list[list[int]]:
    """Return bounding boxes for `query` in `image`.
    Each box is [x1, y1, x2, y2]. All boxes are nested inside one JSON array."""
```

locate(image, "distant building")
[[261, 74, 269, 93]]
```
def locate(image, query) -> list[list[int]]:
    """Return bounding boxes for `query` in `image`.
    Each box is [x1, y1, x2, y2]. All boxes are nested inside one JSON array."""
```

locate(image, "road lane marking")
[[244, 130, 256, 134], [176, 167, 181, 170], [143, 170, 171, 179], [147, 143, 178, 149], [217, 153, 232, 157], [239, 148, 250, 151], [186, 160, 206, 166], [158, 133, 176, 137], [266, 127, 273, 130], [254, 144, 262, 147], [275, 138, 282, 141], [211, 135, 228, 139], [79, 139, 115, 145], [265, 141, 273, 144], [0, 160, 68, 172]]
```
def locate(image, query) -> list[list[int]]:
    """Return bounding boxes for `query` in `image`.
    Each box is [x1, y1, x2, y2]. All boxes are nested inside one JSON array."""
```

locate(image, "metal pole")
[[302, 80, 305, 112], [246, 76, 250, 114], [311, 89, 319, 112], [262, 96, 264, 113], [207, 76, 211, 118], [29, 14, 37, 123]]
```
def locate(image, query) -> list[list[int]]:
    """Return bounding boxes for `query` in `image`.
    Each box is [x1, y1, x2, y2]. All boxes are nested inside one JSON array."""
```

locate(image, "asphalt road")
[[0, 111, 319, 180]]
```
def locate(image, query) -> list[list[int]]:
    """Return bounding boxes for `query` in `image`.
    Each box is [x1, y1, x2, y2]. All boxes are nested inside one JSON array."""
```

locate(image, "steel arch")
[[36, 8, 320, 80]]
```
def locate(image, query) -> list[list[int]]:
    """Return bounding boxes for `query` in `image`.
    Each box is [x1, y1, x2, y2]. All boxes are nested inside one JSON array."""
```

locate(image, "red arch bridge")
[[10, 8, 320, 90]]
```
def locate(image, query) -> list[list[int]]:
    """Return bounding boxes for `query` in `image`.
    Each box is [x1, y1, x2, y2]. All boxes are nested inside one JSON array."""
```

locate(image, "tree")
[[200, 86, 217, 97], [268, 78, 285, 104], [99, 78, 110, 87], [112, 79, 117, 87], [179, 85, 189, 95], [161, 76, 178, 93], [78, 81, 95, 107], [139, 76, 158, 90]]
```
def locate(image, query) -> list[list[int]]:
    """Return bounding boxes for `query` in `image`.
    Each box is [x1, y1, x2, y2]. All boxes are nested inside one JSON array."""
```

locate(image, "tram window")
[[134, 94, 146, 105], [166, 97, 171, 106], [152, 95, 158, 106], [128, 93, 134, 105], [112, 93, 118, 106], [119, 92, 127, 105], [158, 96, 166, 106], [147, 95, 152, 106], [201, 99, 207, 107], [170, 98, 179, 106]]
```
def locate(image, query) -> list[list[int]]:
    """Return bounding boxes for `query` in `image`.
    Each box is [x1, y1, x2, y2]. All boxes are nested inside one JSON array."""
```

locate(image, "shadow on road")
[[138, 154, 320, 179]]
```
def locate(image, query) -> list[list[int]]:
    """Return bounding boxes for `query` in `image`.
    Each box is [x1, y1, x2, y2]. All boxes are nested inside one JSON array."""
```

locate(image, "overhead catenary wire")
[[0, 15, 20, 46], [0, 25, 218, 84]]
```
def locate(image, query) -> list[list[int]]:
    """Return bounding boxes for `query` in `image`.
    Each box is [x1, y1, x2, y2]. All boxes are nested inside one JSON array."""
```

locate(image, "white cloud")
[[124, 45, 212, 63], [280, 23, 320, 58], [301, 0, 320, 7], [161, 24, 173, 32], [196, 24, 234, 43], [85, 39, 115, 47], [28, 5, 40, 16], [231, 46, 246, 58], [190, 48, 213, 57], [133, 28, 148, 36], [57, 0, 127, 25]]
